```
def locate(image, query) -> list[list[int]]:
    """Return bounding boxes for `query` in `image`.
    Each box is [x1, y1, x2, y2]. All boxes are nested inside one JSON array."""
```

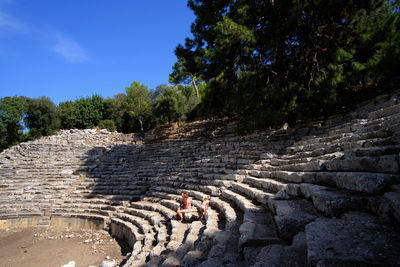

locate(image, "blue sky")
[[0, 0, 195, 104]]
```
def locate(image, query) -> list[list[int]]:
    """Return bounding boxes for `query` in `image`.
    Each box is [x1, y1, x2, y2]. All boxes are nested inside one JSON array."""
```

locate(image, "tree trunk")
[[191, 76, 200, 97]]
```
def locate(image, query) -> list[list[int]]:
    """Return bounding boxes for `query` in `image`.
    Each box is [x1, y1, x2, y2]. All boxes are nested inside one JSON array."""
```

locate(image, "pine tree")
[[172, 0, 399, 130]]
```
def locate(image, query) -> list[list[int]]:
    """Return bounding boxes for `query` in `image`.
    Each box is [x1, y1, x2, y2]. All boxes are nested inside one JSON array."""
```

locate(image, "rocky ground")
[[0, 91, 399, 266], [0, 228, 125, 267]]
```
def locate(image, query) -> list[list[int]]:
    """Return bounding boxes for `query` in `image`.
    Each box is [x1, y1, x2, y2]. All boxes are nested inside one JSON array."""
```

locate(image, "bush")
[[25, 97, 60, 139], [98, 120, 116, 132]]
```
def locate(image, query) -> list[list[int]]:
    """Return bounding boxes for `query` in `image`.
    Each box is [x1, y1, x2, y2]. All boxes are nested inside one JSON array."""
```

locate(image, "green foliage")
[[173, 0, 399, 130], [58, 101, 78, 129], [154, 86, 187, 124], [0, 81, 202, 150], [98, 119, 116, 132], [0, 96, 28, 150], [24, 97, 59, 139], [374, 6, 400, 80], [169, 41, 204, 97], [74, 95, 105, 129], [0, 119, 6, 150], [103, 96, 125, 132], [103, 81, 153, 133], [125, 81, 153, 122], [176, 84, 201, 112]]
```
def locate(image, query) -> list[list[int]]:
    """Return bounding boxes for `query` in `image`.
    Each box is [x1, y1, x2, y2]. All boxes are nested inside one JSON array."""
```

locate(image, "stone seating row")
[[1, 91, 399, 266], [143, 187, 246, 266]]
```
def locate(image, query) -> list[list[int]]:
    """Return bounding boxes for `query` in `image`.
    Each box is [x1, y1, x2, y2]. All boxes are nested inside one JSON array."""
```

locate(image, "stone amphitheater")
[[1, 91, 400, 267]]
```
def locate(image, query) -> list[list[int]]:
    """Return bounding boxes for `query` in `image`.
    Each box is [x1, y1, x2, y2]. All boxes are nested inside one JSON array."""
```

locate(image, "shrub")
[[98, 120, 116, 132]]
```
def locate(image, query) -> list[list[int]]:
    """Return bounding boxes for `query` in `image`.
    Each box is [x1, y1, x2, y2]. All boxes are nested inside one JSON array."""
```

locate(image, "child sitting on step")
[[199, 196, 210, 220], [176, 192, 192, 222]]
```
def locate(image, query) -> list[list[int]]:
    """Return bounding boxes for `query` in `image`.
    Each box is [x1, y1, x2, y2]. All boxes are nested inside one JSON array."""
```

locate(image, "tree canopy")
[[172, 0, 400, 130], [1, 1, 399, 150], [25, 97, 59, 139], [103, 81, 154, 133], [0, 96, 28, 150], [154, 85, 188, 124]]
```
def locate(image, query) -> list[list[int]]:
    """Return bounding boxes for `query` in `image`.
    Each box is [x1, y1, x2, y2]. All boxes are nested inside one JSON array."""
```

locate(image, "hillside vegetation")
[[1, 0, 399, 150]]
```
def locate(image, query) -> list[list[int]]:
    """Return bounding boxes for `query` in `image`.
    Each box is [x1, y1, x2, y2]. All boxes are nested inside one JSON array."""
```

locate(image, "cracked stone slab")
[[305, 213, 400, 266]]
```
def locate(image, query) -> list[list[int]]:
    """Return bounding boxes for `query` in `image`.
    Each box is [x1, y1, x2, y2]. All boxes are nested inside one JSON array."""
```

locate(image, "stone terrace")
[[1, 91, 400, 266]]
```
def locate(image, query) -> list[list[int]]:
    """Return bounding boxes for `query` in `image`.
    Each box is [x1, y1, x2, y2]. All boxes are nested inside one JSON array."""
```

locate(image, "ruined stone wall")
[[0, 92, 399, 266]]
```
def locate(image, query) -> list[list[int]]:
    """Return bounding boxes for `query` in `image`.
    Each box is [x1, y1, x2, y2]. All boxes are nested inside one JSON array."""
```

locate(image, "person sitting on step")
[[176, 192, 191, 222], [199, 196, 210, 220]]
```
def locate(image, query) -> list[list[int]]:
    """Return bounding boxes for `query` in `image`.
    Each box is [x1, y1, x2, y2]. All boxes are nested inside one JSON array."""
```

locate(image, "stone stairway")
[[1, 91, 400, 266]]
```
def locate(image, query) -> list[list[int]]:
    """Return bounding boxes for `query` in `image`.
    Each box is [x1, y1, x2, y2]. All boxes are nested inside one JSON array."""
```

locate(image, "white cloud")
[[0, 1, 24, 33], [0, 11, 21, 30], [51, 35, 89, 63], [0, 1, 89, 63]]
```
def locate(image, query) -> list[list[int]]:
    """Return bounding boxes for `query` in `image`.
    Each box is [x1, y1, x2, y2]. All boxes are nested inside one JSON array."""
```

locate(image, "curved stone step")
[[252, 231, 307, 267], [122, 205, 171, 264], [145, 187, 244, 266], [243, 176, 301, 197], [145, 187, 224, 240], [129, 200, 176, 219], [150, 181, 222, 197], [368, 102, 400, 120], [264, 170, 400, 194], [181, 208, 220, 266], [280, 128, 396, 161], [264, 154, 400, 174], [127, 199, 189, 265], [147, 187, 215, 219], [198, 214, 244, 267], [109, 217, 144, 264], [267, 199, 320, 240], [221, 189, 281, 249], [51, 208, 113, 217], [160, 221, 203, 267], [231, 182, 274, 205], [1, 92, 400, 266], [299, 183, 368, 216], [384, 187, 400, 223], [113, 213, 157, 265], [145, 219, 189, 266]]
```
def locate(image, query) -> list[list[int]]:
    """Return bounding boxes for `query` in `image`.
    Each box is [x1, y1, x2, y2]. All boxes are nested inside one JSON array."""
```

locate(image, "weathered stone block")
[[253, 232, 307, 267], [384, 191, 400, 222], [323, 155, 399, 174], [306, 213, 400, 266], [314, 172, 400, 193], [269, 199, 319, 240], [300, 183, 366, 216], [238, 211, 281, 249]]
